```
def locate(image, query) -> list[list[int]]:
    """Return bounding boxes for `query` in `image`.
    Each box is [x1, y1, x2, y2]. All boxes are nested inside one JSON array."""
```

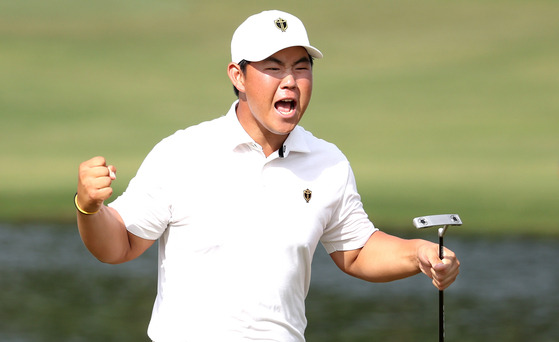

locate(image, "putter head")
[[413, 214, 462, 229], [413, 214, 462, 238]]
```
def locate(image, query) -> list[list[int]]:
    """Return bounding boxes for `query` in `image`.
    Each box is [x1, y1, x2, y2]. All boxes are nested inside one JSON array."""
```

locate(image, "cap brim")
[[239, 45, 323, 63], [304, 45, 323, 59]]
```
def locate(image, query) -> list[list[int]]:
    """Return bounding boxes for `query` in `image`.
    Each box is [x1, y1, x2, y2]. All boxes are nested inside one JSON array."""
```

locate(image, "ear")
[[227, 62, 246, 93]]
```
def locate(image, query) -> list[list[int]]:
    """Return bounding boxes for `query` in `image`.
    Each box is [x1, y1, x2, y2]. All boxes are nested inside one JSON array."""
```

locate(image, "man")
[[75, 10, 460, 342]]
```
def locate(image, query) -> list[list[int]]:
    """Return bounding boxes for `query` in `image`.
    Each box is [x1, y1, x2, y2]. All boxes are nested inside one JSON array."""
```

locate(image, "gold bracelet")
[[74, 193, 100, 215]]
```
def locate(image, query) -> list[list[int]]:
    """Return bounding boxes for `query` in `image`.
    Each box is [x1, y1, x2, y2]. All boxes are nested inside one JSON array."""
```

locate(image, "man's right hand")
[[76, 156, 154, 264], [77, 156, 117, 214]]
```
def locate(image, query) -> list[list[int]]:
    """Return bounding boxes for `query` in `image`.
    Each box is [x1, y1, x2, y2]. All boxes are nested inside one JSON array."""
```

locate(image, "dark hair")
[[232, 54, 314, 97]]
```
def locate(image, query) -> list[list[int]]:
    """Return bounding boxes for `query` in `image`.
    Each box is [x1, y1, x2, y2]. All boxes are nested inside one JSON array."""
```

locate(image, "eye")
[[295, 63, 311, 71]]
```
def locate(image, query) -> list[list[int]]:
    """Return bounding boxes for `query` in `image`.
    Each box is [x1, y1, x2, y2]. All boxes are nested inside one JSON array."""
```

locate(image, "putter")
[[413, 214, 463, 342]]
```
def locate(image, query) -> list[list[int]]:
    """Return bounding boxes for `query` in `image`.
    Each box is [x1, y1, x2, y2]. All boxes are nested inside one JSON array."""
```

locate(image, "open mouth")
[[274, 99, 296, 116]]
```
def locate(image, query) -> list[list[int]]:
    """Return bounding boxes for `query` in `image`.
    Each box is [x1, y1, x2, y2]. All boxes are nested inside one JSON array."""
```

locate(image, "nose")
[[280, 72, 297, 90]]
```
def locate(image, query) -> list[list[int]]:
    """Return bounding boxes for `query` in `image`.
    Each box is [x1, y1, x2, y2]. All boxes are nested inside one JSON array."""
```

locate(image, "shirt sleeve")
[[109, 139, 173, 240], [320, 163, 377, 254]]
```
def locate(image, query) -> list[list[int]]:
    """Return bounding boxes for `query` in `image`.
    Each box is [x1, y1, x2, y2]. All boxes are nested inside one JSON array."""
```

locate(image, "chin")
[[270, 123, 297, 136]]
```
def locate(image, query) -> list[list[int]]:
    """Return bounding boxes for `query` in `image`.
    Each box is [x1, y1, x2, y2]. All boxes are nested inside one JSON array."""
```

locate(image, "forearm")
[[77, 205, 131, 264], [333, 231, 432, 283], [331, 231, 460, 289], [361, 233, 428, 282]]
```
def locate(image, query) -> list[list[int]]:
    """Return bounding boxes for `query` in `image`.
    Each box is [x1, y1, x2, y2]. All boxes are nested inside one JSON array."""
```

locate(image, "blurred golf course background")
[[2, 1, 559, 341], [1, 0, 557, 235]]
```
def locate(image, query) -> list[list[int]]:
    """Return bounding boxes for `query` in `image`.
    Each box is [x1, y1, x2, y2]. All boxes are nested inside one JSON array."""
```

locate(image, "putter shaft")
[[413, 214, 463, 342]]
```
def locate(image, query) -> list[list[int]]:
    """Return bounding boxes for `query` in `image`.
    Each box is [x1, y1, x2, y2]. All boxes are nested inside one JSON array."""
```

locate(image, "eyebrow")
[[263, 56, 311, 66]]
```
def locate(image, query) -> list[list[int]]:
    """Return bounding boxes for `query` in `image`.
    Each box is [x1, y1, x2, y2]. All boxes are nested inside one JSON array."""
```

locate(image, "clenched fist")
[[417, 243, 460, 291], [76, 156, 117, 214]]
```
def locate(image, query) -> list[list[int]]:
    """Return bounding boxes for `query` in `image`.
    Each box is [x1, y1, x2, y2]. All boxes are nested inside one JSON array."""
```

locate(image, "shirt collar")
[[224, 100, 311, 157], [225, 100, 254, 147]]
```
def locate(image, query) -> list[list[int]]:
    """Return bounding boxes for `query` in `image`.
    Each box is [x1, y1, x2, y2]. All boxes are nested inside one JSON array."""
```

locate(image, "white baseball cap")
[[231, 10, 323, 63]]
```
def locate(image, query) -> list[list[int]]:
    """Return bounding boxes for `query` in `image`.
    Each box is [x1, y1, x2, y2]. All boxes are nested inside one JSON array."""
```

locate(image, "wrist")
[[74, 193, 100, 215]]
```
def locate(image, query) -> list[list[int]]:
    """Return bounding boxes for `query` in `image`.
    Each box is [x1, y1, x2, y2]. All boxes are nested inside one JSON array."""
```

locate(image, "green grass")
[[1, 0, 558, 236]]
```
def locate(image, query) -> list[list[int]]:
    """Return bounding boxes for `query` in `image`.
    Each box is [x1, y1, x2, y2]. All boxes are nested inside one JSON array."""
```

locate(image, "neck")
[[235, 100, 288, 157]]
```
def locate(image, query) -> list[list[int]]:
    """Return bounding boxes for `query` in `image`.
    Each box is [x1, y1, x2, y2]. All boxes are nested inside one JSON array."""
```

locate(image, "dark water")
[[1, 223, 558, 341]]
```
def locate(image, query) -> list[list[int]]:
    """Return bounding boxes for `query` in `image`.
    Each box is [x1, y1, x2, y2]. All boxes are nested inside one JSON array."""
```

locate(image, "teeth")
[[276, 99, 295, 115]]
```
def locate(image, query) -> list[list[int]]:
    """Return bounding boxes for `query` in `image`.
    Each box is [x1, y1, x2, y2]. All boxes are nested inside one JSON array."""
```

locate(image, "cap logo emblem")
[[303, 189, 312, 203], [275, 18, 288, 32]]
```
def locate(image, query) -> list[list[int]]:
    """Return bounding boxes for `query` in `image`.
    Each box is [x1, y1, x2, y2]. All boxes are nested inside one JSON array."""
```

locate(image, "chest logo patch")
[[303, 189, 312, 203]]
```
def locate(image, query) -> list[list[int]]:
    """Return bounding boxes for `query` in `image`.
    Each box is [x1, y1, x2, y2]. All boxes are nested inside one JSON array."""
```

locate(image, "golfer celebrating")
[[76, 10, 460, 342]]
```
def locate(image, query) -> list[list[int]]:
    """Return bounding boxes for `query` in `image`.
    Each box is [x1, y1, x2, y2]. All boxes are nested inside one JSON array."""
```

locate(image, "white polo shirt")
[[110, 101, 377, 342]]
